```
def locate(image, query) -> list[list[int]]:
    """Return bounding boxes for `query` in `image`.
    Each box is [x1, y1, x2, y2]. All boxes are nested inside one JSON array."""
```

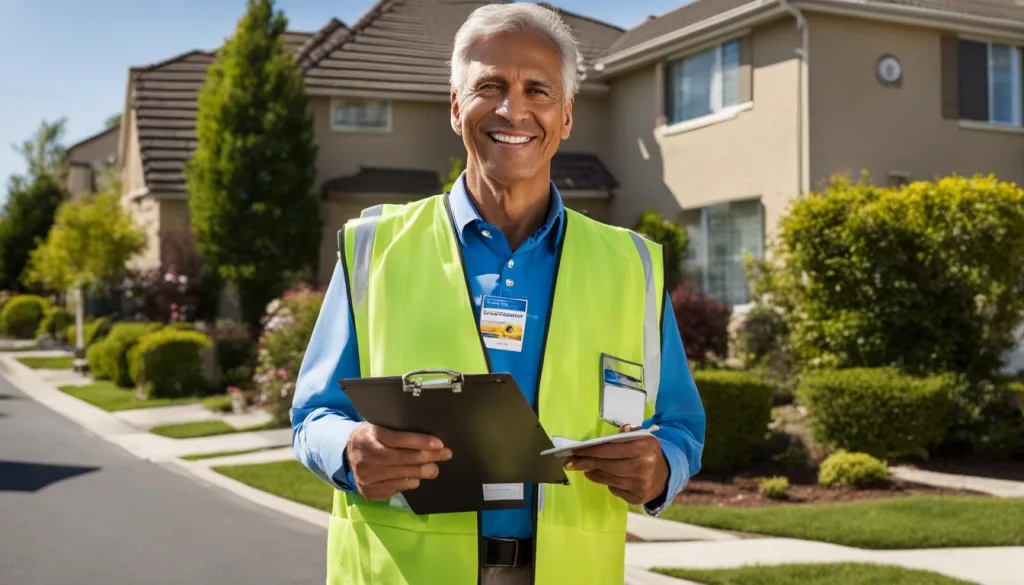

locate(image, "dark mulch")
[[902, 457, 1024, 483], [672, 461, 979, 508]]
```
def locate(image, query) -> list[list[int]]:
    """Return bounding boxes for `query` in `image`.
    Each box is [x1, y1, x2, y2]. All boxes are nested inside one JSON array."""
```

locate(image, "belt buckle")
[[490, 537, 520, 568]]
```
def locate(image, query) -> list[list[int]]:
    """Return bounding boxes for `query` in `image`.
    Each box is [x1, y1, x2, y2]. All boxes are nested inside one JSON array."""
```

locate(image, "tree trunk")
[[73, 285, 87, 374]]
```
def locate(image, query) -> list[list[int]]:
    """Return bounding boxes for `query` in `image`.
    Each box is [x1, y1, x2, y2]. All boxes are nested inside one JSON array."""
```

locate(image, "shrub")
[[818, 451, 888, 488], [672, 282, 732, 363], [65, 317, 113, 347], [633, 208, 687, 286], [127, 265, 202, 323], [202, 393, 233, 413], [210, 319, 256, 389], [733, 303, 788, 368], [759, 476, 790, 499], [93, 322, 162, 387], [129, 329, 212, 399], [750, 174, 1024, 381], [693, 369, 774, 470], [943, 379, 1024, 459], [1, 295, 50, 339], [798, 368, 960, 459], [773, 437, 811, 471], [86, 340, 110, 379], [37, 306, 73, 340], [253, 285, 324, 425]]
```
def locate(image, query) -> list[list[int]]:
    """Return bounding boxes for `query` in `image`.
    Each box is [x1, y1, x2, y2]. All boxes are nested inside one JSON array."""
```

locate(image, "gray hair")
[[450, 3, 581, 101]]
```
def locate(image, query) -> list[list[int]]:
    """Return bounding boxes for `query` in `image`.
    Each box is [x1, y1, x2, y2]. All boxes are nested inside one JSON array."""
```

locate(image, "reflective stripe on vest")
[[332, 195, 664, 585]]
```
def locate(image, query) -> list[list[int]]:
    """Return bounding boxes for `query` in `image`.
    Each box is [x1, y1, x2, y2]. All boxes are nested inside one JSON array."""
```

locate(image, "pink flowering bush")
[[252, 284, 324, 425]]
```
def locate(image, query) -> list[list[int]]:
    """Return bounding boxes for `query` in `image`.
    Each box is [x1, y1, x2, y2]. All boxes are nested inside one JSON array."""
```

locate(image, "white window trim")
[[663, 38, 743, 128], [330, 98, 393, 133], [986, 42, 1022, 126], [958, 119, 1024, 134], [659, 101, 753, 137]]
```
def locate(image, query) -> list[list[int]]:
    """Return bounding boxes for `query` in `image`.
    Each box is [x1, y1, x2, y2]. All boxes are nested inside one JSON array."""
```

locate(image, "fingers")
[[372, 426, 444, 450], [381, 446, 453, 466], [361, 462, 441, 484], [609, 486, 644, 505], [566, 456, 639, 477], [572, 436, 655, 460], [582, 469, 632, 490], [361, 477, 421, 501]]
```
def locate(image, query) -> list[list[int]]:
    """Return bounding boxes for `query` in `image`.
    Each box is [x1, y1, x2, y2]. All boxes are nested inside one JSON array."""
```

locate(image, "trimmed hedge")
[[798, 368, 960, 459], [37, 306, 73, 340], [86, 342, 110, 379], [65, 317, 113, 348], [129, 329, 212, 398], [818, 451, 888, 488], [1, 295, 49, 339], [693, 369, 774, 470], [88, 322, 162, 387]]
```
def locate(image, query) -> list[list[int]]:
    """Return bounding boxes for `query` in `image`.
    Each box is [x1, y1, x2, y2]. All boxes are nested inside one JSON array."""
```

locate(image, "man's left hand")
[[563, 426, 669, 506]]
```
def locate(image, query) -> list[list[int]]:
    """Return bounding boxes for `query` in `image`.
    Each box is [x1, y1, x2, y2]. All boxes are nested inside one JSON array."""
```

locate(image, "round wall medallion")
[[877, 54, 902, 86]]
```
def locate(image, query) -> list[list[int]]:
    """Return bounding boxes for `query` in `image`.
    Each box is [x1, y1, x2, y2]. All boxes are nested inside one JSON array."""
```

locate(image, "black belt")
[[484, 538, 533, 568]]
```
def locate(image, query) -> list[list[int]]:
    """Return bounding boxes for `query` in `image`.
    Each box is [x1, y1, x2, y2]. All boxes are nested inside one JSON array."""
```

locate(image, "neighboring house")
[[111, 0, 1024, 311], [65, 125, 119, 201]]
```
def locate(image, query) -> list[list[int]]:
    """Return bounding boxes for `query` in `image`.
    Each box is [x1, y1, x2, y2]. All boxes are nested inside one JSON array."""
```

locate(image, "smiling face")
[[451, 30, 573, 187]]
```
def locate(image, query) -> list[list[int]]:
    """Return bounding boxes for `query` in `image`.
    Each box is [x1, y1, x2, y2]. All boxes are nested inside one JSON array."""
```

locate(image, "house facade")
[[108, 0, 1023, 321], [65, 125, 119, 201]]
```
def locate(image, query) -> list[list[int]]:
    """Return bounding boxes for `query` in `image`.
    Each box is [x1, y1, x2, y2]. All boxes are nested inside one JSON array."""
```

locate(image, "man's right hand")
[[346, 423, 452, 501]]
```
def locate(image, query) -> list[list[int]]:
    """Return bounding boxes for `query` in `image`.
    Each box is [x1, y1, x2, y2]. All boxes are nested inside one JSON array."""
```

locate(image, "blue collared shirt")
[[291, 173, 706, 539]]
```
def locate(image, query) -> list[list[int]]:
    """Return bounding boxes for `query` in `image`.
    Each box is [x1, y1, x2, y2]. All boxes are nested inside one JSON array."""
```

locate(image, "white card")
[[483, 483, 524, 501], [540, 426, 659, 458], [601, 383, 646, 428], [480, 296, 527, 352]]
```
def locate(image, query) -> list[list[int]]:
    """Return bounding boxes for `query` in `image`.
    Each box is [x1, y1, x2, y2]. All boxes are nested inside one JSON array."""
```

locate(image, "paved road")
[[0, 374, 327, 585]]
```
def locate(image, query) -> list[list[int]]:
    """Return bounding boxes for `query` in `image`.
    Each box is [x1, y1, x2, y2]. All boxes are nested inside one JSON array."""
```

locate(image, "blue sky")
[[0, 0, 684, 192]]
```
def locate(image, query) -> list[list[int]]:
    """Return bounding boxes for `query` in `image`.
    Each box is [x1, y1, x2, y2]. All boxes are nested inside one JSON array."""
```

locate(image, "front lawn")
[[58, 381, 200, 412], [654, 563, 974, 585], [17, 356, 74, 369], [182, 448, 268, 461], [150, 420, 281, 438], [214, 460, 332, 512], [656, 496, 1024, 549]]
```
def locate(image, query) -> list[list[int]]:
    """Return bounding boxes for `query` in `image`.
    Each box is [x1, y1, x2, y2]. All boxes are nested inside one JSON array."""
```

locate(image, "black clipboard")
[[339, 369, 569, 515]]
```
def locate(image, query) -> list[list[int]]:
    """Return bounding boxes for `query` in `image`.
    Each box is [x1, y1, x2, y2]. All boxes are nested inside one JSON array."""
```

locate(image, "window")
[[331, 99, 391, 131], [682, 199, 764, 306], [944, 38, 1023, 126], [665, 39, 741, 125]]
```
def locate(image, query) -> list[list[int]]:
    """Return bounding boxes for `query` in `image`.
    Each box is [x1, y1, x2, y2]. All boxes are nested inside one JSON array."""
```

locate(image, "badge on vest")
[[480, 296, 528, 352], [600, 353, 646, 428]]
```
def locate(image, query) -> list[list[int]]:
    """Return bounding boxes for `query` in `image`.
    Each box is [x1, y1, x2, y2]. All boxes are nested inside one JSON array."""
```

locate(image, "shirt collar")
[[447, 170, 565, 248]]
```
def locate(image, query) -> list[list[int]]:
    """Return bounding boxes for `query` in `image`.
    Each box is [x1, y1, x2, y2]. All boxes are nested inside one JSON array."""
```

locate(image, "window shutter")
[[738, 35, 753, 104], [663, 61, 676, 125], [958, 39, 989, 121], [940, 35, 959, 119]]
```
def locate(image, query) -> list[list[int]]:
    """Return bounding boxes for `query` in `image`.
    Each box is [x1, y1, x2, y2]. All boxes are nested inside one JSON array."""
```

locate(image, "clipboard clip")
[[402, 369, 464, 397]]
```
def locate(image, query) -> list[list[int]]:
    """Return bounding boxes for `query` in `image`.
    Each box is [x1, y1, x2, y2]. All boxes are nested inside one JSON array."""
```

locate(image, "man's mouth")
[[487, 132, 535, 146]]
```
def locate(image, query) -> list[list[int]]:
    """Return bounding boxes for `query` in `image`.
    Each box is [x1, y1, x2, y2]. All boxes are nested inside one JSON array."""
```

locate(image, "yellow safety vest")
[[330, 193, 664, 585]]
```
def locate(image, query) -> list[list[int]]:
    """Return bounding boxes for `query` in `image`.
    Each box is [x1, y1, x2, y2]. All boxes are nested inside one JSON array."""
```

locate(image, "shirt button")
[[505, 278, 515, 288], [507, 259, 515, 268], [481, 229, 492, 238]]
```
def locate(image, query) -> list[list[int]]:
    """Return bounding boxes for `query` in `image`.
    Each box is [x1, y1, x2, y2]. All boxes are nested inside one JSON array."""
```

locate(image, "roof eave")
[[793, 0, 1024, 40]]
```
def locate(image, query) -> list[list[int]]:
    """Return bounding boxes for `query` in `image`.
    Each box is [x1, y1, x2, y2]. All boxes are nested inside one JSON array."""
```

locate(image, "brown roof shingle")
[[551, 152, 618, 191], [322, 166, 442, 195], [302, 0, 624, 96]]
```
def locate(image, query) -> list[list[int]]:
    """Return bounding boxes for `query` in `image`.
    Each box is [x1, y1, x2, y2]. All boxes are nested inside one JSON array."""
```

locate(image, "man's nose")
[[495, 90, 530, 122]]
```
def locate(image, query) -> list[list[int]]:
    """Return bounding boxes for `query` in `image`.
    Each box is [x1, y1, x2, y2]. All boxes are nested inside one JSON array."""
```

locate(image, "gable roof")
[[302, 0, 624, 97], [130, 28, 326, 195]]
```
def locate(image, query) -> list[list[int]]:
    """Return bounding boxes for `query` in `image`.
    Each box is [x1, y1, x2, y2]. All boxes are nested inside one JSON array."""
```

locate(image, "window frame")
[[681, 197, 765, 307], [330, 98, 393, 133], [986, 42, 1023, 127], [663, 38, 745, 127]]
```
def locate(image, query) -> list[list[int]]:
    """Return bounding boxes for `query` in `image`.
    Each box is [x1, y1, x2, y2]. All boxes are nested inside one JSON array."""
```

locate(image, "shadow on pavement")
[[0, 461, 100, 492], [0, 393, 21, 400]]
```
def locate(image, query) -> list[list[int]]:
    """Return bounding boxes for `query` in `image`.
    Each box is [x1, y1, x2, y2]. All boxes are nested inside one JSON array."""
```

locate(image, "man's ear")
[[561, 97, 574, 140], [451, 89, 462, 135]]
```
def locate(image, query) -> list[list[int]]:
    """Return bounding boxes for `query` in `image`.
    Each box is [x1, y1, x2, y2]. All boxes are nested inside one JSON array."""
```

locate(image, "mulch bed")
[[671, 461, 980, 508]]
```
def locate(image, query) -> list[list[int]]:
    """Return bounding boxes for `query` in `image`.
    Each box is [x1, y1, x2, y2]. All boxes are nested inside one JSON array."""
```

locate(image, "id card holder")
[[599, 353, 646, 428]]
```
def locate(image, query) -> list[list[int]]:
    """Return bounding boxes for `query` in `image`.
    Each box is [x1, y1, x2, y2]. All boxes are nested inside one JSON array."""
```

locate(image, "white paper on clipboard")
[[539, 426, 659, 458]]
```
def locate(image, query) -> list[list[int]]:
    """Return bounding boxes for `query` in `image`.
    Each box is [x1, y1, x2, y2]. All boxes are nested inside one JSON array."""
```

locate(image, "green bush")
[[693, 369, 774, 470], [750, 174, 1024, 382], [86, 340, 110, 379], [798, 368, 960, 459], [1, 295, 50, 339], [210, 319, 256, 389], [92, 322, 162, 387], [818, 451, 888, 488], [129, 329, 212, 398], [37, 306, 73, 340], [759, 476, 790, 499], [633, 208, 687, 286], [66, 317, 113, 347], [202, 393, 234, 413]]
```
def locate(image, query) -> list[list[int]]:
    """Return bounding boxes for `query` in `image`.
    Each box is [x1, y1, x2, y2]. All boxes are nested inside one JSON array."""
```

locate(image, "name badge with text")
[[600, 353, 646, 428]]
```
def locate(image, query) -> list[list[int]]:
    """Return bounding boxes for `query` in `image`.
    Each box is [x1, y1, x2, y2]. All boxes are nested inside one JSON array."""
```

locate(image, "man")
[[292, 4, 706, 585]]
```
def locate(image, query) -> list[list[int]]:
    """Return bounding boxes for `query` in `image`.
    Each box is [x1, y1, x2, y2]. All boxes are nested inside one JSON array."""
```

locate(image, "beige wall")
[[121, 110, 146, 196], [68, 128, 118, 165], [561, 95, 611, 163], [808, 13, 1024, 189], [126, 196, 161, 271], [606, 18, 803, 234]]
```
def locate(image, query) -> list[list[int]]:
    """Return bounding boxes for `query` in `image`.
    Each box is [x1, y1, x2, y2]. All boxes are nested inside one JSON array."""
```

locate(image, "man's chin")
[[479, 159, 544, 184]]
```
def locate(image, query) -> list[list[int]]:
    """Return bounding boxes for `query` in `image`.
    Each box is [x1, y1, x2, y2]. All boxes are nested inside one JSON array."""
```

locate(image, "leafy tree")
[[14, 118, 68, 179], [633, 207, 688, 287], [0, 173, 67, 291], [186, 0, 320, 329], [104, 113, 122, 129], [442, 157, 465, 192]]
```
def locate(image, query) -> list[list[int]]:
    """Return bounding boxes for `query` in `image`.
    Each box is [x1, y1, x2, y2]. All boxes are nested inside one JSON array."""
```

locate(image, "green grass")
[[150, 420, 282, 439], [655, 496, 1024, 549], [17, 356, 74, 369], [181, 448, 268, 461], [215, 460, 332, 512], [653, 563, 975, 585], [58, 381, 200, 412]]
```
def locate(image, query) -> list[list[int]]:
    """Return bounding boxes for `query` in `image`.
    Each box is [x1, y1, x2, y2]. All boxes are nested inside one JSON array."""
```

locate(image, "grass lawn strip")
[[17, 356, 74, 369], [653, 563, 976, 585], [149, 420, 281, 438], [657, 496, 1024, 549], [58, 381, 200, 412], [214, 460, 332, 512], [181, 447, 268, 461]]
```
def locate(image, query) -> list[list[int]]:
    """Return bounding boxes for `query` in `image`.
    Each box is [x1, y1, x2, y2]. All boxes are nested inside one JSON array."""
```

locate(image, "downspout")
[[780, 0, 809, 196]]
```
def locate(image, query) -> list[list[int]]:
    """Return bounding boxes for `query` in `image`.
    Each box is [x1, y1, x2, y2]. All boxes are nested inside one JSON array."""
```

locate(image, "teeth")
[[490, 133, 531, 144]]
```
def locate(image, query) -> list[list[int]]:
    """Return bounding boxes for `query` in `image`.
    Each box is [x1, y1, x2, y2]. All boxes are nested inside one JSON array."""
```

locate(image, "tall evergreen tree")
[[186, 0, 320, 329]]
